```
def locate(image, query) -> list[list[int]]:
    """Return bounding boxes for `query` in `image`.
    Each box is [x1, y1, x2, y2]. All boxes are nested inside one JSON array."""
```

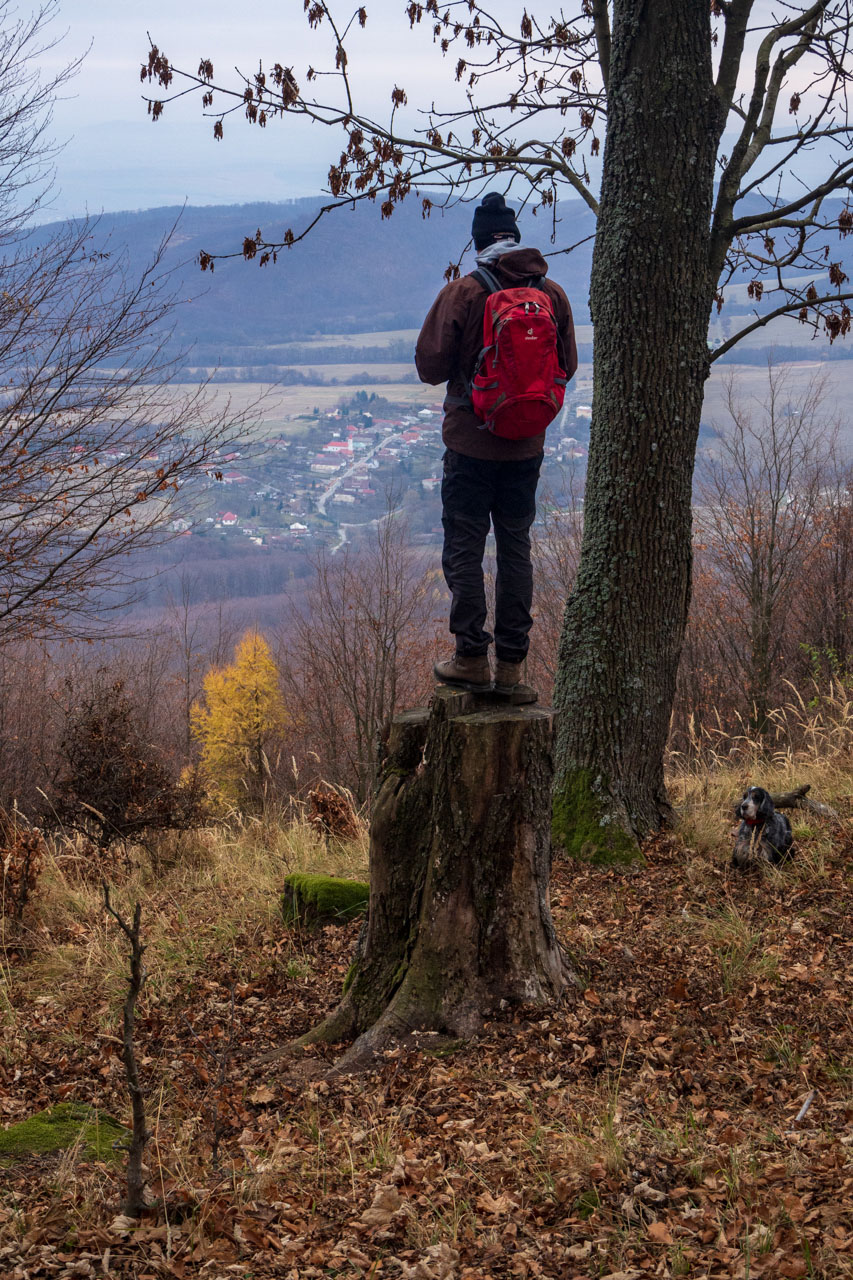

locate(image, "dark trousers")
[[441, 448, 543, 664]]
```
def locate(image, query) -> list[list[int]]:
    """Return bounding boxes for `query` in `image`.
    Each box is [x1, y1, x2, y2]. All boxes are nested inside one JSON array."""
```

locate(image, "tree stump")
[[299, 686, 571, 1069]]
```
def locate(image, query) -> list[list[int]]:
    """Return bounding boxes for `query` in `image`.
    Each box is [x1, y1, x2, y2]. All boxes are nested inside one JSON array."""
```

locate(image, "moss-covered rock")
[[552, 769, 645, 866], [0, 1102, 128, 1164], [281, 873, 369, 926]]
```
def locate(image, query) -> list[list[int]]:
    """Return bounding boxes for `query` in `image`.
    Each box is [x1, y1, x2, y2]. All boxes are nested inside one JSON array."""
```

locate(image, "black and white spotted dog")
[[732, 786, 794, 868]]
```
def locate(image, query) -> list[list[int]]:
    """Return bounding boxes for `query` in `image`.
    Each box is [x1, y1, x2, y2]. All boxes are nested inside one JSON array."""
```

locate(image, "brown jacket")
[[415, 247, 578, 461]]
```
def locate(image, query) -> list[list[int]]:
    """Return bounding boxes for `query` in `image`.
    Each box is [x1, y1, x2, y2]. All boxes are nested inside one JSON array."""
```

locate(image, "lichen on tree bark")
[[552, 0, 726, 856]]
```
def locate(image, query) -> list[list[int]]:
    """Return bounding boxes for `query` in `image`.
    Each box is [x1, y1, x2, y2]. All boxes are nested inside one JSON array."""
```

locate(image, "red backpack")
[[469, 266, 567, 440]]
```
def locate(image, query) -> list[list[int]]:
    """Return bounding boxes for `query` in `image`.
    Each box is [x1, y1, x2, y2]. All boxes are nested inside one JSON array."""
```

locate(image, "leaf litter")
[[1, 817, 853, 1278]]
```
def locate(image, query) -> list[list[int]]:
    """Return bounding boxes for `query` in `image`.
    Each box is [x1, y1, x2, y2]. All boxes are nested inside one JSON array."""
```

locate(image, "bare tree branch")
[[145, 0, 853, 368], [591, 0, 611, 94], [0, 10, 255, 643], [715, 0, 756, 117], [102, 885, 150, 1217], [711, 288, 853, 360]]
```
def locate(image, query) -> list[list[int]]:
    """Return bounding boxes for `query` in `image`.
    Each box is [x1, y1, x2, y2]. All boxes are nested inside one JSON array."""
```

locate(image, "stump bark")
[[300, 687, 571, 1068]]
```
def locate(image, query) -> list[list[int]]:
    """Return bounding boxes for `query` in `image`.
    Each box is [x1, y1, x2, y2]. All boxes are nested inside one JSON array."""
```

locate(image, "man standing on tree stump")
[[415, 193, 577, 702]]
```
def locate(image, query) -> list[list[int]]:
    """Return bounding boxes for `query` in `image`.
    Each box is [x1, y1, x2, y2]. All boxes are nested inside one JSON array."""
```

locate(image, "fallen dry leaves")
[[1, 812, 853, 1278]]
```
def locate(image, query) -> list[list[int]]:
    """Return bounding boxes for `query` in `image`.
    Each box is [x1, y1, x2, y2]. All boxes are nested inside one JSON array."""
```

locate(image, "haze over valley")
[[57, 194, 853, 632]]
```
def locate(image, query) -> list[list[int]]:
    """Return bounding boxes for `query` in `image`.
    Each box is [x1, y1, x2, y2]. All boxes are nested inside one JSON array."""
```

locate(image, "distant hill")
[[28, 197, 593, 363], [26, 195, 853, 369]]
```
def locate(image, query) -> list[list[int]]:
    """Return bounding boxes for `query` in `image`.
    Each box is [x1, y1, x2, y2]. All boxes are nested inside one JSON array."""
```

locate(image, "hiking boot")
[[433, 652, 492, 693], [493, 659, 538, 704]]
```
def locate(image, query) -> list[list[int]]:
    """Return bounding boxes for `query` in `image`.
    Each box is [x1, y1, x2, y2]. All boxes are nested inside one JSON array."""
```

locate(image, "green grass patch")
[[573, 1187, 601, 1219]]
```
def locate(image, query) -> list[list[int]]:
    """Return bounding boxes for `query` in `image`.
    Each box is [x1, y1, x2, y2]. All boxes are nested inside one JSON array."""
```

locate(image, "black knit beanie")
[[471, 193, 520, 250]]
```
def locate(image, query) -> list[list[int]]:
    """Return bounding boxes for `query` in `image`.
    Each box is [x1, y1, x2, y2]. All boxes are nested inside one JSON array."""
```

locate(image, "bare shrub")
[[0, 807, 45, 921], [279, 512, 440, 804], [306, 784, 362, 844], [694, 362, 836, 736], [46, 676, 207, 859]]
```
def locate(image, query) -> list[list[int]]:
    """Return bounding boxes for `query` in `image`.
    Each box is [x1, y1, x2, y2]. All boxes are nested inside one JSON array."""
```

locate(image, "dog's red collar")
[[742, 816, 762, 826]]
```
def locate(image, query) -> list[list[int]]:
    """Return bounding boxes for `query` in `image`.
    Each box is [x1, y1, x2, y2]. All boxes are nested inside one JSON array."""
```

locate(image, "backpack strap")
[[453, 268, 553, 424], [446, 269, 502, 419], [471, 266, 502, 295], [523, 275, 570, 370], [474, 267, 548, 294]]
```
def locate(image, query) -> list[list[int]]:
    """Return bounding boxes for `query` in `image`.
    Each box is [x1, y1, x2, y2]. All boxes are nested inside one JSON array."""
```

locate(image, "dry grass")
[[19, 812, 368, 1021], [668, 679, 853, 870], [2, 685, 852, 1279], [672, 678, 853, 772]]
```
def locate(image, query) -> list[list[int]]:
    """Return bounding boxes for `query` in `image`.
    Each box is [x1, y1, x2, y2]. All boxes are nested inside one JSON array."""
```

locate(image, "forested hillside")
[[30, 194, 853, 370], [31, 196, 593, 357]]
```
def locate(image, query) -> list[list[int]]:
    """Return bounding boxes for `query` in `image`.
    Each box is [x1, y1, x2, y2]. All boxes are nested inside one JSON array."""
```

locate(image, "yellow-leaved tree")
[[192, 630, 287, 809]]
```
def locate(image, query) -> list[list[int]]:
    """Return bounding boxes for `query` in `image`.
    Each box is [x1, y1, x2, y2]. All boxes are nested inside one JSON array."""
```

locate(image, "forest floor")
[[1, 760, 852, 1280]]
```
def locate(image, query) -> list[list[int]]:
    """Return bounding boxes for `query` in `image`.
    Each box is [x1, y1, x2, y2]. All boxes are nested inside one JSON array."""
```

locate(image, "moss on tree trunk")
[[297, 688, 570, 1068], [551, 769, 643, 866]]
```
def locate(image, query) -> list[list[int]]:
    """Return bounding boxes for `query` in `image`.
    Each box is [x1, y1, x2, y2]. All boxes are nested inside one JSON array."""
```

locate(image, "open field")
[[166, 379, 444, 438], [275, 330, 421, 350], [246, 309, 827, 357], [564, 356, 853, 449], [188, 364, 420, 388], [456, 312, 835, 354], [167, 331, 853, 451], [703, 358, 853, 449], [2, 693, 853, 1279], [264, 362, 418, 384]]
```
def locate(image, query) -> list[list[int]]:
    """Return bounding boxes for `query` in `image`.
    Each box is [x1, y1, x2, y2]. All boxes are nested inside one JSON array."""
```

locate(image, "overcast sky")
[[40, 0, 474, 220], [36, 1, 833, 223]]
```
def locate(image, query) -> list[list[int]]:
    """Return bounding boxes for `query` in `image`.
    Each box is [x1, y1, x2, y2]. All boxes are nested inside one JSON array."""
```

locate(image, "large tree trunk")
[[552, 0, 725, 860], [300, 687, 570, 1069]]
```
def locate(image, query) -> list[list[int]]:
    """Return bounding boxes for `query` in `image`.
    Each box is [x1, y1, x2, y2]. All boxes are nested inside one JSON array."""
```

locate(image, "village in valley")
[[190, 383, 593, 552]]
